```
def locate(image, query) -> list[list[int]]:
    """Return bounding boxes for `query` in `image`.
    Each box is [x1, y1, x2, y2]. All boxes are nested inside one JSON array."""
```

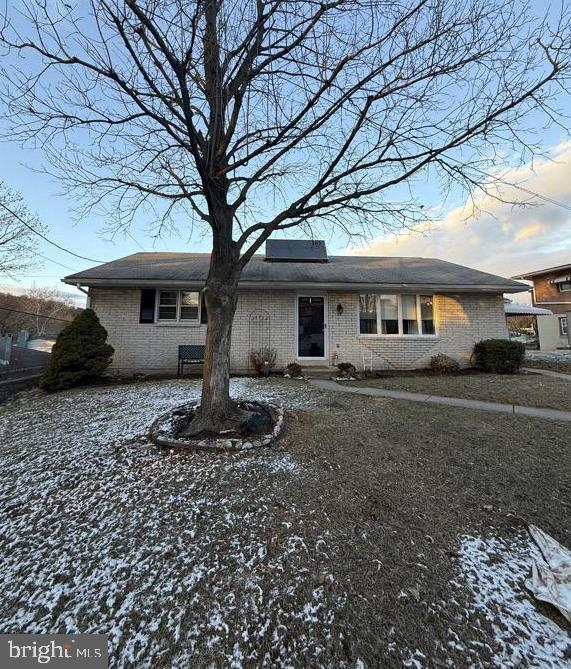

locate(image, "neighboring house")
[[62, 240, 526, 375], [513, 263, 571, 347]]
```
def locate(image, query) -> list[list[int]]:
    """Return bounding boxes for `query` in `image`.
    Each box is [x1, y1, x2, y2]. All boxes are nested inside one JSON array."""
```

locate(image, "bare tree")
[[24, 287, 78, 338], [1, 0, 569, 432], [0, 183, 43, 277]]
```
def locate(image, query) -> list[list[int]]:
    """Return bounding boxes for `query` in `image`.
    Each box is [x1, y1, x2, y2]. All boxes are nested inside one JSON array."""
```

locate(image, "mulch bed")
[[149, 400, 284, 451]]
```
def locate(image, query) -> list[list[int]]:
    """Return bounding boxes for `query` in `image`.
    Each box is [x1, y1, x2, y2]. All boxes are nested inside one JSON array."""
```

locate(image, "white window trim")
[[557, 282, 571, 293], [560, 316, 568, 336], [357, 293, 438, 338], [155, 289, 203, 326]]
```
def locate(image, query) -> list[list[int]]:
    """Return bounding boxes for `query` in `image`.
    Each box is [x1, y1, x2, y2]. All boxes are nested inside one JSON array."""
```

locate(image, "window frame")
[[358, 293, 437, 338], [155, 289, 204, 325], [560, 316, 568, 336], [557, 281, 571, 293]]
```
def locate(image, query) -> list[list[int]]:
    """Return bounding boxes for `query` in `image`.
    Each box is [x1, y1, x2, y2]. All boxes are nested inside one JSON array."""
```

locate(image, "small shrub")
[[284, 362, 303, 378], [429, 353, 460, 374], [337, 361, 357, 379], [39, 309, 114, 392], [249, 347, 277, 376], [473, 339, 526, 374]]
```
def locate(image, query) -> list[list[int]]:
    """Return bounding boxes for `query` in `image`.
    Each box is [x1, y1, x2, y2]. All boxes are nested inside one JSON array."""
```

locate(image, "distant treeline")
[[0, 288, 83, 339]]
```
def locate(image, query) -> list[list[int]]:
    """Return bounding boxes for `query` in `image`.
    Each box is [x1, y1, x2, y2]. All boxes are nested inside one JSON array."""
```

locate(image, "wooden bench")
[[177, 344, 206, 376]]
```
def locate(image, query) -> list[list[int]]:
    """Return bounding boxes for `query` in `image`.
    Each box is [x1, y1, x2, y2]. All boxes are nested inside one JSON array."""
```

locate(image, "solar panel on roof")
[[265, 239, 328, 262]]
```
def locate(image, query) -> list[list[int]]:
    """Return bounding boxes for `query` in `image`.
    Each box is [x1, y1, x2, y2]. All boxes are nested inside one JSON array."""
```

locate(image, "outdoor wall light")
[[336, 303, 344, 316]]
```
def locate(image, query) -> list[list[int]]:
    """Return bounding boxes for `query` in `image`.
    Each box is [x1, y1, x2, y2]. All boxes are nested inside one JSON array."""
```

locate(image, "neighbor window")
[[558, 281, 571, 292], [560, 316, 568, 336], [359, 294, 435, 336], [158, 290, 201, 323]]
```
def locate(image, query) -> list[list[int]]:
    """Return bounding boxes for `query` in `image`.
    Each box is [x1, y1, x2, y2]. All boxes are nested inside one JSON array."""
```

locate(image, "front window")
[[158, 290, 201, 323], [359, 294, 377, 334], [557, 281, 571, 293], [420, 295, 435, 334], [380, 295, 399, 334], [158, 290, 178, 320], [180, 291, 199, 320], [359, 294, 435, 336], [401, 294, 419, 335], [560, 316, 568, 336]]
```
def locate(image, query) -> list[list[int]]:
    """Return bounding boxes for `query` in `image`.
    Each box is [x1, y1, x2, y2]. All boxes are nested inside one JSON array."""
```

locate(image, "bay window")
[[158, 290, 202, 323], [359, 294, 435, 336]]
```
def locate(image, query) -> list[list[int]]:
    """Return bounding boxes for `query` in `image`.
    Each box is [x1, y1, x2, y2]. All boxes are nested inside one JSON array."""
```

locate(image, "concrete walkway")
[[309, 379, 571, 423], [522, 367, 571, 381]]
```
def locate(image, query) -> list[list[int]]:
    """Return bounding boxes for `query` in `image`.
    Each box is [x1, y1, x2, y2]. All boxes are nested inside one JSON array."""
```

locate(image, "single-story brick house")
[[63, 240, 527, 375]]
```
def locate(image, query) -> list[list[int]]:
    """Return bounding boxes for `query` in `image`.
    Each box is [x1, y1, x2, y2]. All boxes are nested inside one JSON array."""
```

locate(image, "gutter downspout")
[[74, 283, 90, 308]]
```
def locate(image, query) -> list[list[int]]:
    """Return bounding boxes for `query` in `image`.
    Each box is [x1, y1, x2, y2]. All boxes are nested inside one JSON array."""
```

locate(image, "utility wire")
[[0, 306, 73, 323], [0, 199, 108, 263]]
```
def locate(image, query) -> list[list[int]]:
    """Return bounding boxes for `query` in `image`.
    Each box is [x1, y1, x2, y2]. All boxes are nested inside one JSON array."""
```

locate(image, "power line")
[[12, 242, 76, 271], [0, 199, 108, 263], [0, 306, 74, 323]]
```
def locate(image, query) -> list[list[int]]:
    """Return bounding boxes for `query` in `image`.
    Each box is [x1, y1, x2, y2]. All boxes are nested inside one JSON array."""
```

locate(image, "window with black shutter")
[[139, 289, 156, 323]]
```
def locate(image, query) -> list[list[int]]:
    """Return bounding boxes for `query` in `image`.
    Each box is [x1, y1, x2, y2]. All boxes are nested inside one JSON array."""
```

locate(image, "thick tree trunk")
[[181, 227, 245, 436]]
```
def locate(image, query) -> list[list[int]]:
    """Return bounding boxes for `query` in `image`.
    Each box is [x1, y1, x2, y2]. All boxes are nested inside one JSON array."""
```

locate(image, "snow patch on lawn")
[[456, 533, 571, 669], [0, 378, 343, 668]]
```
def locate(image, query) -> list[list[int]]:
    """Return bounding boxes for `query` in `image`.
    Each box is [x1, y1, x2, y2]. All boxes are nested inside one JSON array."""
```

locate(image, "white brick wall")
[[90, 288, 508, 374]]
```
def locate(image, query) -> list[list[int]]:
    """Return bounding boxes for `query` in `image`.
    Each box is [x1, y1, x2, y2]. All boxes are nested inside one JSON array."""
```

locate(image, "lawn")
[[525, 351, 571, 376], [354, 372, 571, 411], [1, 378, 569, 668], [524, 360, 571, 376]]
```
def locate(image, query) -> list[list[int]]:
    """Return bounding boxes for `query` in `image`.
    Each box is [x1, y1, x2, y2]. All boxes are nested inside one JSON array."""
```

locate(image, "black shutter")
[[139, 289, 156, 323], [200, 295, 208, 324]]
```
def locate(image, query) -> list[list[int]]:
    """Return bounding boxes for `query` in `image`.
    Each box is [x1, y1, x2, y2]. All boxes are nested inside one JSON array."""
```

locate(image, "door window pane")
[[401, 295, 419, 335], [158, 290, 177, 320], [298, 297, 325, 357], [180, 291, 199, 320], [359, 294, 377, 334], [420, 295, 435, 334], [380, 295, 399, 334]]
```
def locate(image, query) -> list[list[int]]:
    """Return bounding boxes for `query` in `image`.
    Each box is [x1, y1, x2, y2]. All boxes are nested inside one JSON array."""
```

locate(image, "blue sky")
[[0, 0, 570, 300]]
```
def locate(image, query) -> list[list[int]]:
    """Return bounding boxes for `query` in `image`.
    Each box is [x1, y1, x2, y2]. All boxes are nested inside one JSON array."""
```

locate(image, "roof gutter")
[[62, 277, 527, 294]]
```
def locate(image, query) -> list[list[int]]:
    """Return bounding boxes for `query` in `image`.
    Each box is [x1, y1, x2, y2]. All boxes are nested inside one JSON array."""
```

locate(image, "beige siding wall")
[[90, 287, 507, 374]]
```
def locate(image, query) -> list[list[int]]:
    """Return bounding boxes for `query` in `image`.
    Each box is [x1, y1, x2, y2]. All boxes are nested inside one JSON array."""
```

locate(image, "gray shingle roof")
[[63, 252, 527, 293]]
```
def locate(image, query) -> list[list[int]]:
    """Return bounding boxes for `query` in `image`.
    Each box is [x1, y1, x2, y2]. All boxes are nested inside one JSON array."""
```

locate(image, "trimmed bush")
[[39, 309, 114, 392], [284, 362, 303, 378], [429, 353, 460, 374], [473, 338, 525, 374], [337, 361, 357, 379], [249, 347, 277, 376]]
